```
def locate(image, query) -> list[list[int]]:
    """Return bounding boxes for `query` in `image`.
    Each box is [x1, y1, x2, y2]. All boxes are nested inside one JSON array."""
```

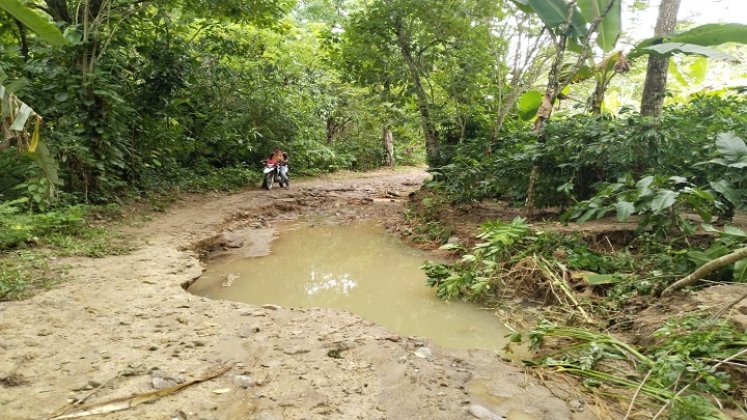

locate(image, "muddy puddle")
[[189, 220, 512, 353]]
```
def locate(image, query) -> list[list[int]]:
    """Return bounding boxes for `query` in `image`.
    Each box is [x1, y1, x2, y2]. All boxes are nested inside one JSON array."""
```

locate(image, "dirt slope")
[[0, 168, 598, 420]]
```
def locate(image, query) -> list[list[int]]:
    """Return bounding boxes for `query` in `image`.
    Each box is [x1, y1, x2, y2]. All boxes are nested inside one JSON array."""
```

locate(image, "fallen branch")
[[661, 246, 747, 297], [537, 257, 593, 324], [713, 291, 747, 319], [48, 365, 231, 420]]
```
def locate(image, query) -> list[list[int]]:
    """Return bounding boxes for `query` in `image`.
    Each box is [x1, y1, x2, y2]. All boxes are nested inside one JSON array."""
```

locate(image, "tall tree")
[[639, 0, 681, 117]]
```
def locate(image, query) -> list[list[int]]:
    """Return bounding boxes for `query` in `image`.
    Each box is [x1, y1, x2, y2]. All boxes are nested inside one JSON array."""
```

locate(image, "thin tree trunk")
[[640, 0, 681, 117], [525, 0, 618, 217], [394, 20, 439, 165], [326, 117, 335, 145], [13, 19, 29, 62], [383, 125, 394, 167], [661, 246, 747, 297], [44, 0, 71, 23]]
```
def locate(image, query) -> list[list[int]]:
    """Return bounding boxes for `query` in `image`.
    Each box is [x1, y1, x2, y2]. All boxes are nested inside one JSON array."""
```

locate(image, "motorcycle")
[[262, 160, 289, 190]]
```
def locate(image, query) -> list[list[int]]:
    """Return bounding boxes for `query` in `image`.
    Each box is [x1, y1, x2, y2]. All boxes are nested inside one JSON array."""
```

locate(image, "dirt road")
[[0, 168, 597, 420]]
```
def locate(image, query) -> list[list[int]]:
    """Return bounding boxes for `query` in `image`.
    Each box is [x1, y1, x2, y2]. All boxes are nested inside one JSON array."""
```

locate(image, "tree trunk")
[[44, 0, 71, 23], [14, 19, 29, 62], [394, 20, 439, 165], [640, 0, 681, 117], [383, 125, 394, 167], [326, 116, 335, 145]]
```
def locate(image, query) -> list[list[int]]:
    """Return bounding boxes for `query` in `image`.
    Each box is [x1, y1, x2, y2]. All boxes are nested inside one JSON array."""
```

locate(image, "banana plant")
[[0, 1, 68, 197], [0, 69, 61, 197], [520, 22, 747, 119]]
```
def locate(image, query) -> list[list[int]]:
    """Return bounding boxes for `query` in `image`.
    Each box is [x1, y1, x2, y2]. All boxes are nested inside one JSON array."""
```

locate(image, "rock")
[[255, 412, 281, 420], [261, 360, 283, 368], [262, 304, 281, 310], [170, 410, 188, 420], [447, 236, 460, 245], [283, 347, 310, 355], [568, 399, 585, 412], [414, 347, 433, 359], [152, 377, 177, 390], [386, 190, 401, 197], [221, 274, 239, 288], [468, 404, 505, 420], [233, 375, 255, 389]]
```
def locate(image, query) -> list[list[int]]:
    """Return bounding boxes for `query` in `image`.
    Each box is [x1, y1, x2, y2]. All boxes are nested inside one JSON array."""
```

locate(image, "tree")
[[340, 0, 500, 165], [512, 0, 622, 217], [640, 0, 681, 117]]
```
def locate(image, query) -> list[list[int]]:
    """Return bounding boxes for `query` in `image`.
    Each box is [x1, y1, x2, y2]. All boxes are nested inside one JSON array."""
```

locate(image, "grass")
[[0, 250, 59, 301], [0, 204, 135, 301]]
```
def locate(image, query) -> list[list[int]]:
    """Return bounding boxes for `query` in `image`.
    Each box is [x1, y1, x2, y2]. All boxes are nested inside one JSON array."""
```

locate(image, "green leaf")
[[509, 0, 534, 13], [614, 200, 635, 221], [650, 190, 678, 213], [517, 90, 543, 120], [0, 0, 68, 47], [633, 23, 747, 57], [636, 175, 654, 196], [640, 43, 738, 63], [668, 60, 688, 86], [584, 273, 622, 285], [527, 0, 587, 38], [734, 259, 747, 282], [715, 132, 747, 164], [723, 226, 747, 238], [560, 62, 594, 84], [689, 57, 708, 85], [527, 0, 571, 27], [666, 23, 747, 47], [577, 0, 621, 52]]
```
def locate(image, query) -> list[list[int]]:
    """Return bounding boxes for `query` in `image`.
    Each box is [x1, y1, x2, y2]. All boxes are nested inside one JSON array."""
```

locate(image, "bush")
[[428, 95, 747, 208]]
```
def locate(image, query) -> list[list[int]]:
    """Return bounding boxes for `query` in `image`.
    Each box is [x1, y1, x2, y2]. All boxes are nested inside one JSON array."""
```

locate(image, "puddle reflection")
[[305, 272, 358, 296]]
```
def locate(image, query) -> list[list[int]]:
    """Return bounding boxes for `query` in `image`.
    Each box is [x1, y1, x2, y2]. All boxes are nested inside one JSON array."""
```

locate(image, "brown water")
[[189, 220, 511, 353]]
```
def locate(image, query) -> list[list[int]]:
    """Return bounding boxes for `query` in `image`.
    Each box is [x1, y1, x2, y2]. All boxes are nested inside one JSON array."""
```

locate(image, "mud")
[[0, 168, 599, 420]]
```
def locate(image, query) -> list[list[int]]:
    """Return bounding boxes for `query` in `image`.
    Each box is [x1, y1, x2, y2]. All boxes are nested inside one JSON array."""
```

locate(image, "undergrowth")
[[0, 200, 133, 301], [511, 317, 747, 418], [417, 208, 747, 417]]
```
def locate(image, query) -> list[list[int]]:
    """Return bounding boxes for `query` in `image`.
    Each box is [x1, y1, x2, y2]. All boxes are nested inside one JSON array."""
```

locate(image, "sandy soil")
[[0, 168, 599, 420]]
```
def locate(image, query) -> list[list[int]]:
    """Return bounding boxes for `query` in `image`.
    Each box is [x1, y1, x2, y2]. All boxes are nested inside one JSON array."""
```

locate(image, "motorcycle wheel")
[[264, 172, 275, 190]]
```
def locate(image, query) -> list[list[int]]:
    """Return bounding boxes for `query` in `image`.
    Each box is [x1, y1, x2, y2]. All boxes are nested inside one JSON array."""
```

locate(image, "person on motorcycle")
[[267, 147, 289, 186]]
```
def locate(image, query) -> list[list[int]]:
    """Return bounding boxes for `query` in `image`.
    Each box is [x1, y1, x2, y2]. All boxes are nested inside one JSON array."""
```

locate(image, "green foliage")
[[564, 174, 719, 237], [0, 250, 57, 301], [577, 0, 621, 52], [423, 217, 532, 301], [517, 317, 747, 418], [0, 0, 68, 46], [517, 90, 543, 121], [429, 95, 747, 210], [0, 199, 85, 249]]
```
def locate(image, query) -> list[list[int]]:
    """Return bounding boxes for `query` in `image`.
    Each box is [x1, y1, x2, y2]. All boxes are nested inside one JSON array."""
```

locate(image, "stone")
[[152, 377, 177, 390], [447, 236, 460, 245], [234, 375, 255, 389], [468, 404, 505, 420], [568, 399, 585, 412], [255, 412, 281, 420], [414, 347, 433, 359]]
